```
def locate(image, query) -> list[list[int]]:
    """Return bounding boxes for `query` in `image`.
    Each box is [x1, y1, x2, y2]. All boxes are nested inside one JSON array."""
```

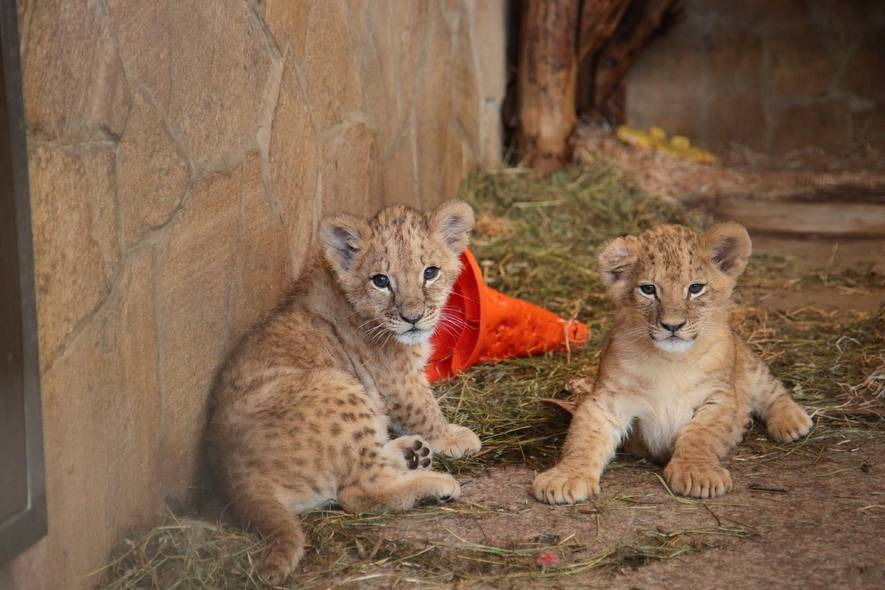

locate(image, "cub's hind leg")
[[211, 369, 385, 583], [338, 456, 460, 513], [762, 391, 813, 443], [737, 340, 812, 443]]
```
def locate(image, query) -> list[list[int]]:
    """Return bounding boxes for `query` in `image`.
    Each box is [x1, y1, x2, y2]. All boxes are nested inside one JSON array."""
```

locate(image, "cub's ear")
[[430, 199, 475, 253], [598, 235, 640, 290], [702, 222, 752, 277], [319, 214, 370, 271]]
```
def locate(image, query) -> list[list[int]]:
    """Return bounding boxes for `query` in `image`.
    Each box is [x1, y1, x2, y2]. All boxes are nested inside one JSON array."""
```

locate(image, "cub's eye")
[[371, 274, 390, 289], [423, 266, 440, 281], [639, 284, 656, 296], [688, 282, 705, 295]]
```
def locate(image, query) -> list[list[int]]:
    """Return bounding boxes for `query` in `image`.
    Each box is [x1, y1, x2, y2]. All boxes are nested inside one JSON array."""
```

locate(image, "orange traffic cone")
[[427, 250, 588, 382]]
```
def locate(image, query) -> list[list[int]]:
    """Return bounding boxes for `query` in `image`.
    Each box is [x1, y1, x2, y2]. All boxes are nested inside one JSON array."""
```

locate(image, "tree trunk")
[[513, 0, 682, 170], [575, 0, 630, 115], [593, 0, 678, 111], [516, 0, 581, 176]]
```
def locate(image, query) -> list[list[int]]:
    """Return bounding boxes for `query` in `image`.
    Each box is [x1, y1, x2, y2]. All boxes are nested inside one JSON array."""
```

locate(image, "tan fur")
[[206, 201, 481, 584], [533, 222, 812, 503]]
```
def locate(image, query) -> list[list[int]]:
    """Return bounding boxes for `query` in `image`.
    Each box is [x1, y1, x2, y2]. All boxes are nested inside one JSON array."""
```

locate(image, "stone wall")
[[1, 1, 506, 588], [626, 0, 885, 154]]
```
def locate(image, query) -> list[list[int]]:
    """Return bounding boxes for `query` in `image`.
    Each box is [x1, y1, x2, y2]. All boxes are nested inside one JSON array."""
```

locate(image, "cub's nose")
[[660, 320, 686, 334], [400, 312, 424, 325]]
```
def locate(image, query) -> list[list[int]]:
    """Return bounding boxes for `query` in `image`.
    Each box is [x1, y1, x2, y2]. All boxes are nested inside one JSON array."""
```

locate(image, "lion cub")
[[534, 222, 812, 503], [207, 201, 482, 583]]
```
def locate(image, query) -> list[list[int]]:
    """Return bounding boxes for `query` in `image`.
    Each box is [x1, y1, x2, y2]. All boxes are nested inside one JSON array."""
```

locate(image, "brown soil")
[[383, 433, 885, 590]]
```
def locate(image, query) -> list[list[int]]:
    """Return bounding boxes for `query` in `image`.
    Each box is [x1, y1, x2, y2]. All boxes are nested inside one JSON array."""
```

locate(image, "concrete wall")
[[626, 0, 885, 154], [1, 1, 506, 588]]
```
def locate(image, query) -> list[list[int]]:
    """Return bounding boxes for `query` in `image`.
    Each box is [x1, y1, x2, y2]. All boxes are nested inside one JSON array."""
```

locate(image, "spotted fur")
[[206, 201, 481, 584], [533, 222, 812, 503]]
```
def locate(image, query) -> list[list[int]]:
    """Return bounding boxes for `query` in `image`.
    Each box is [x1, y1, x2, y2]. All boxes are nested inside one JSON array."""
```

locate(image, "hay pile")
[[100, 166, 883, 589], [574, 124, 885, 203]]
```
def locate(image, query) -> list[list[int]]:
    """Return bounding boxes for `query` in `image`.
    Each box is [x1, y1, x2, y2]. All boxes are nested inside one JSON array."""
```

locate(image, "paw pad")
[[417, 493, 455, 507], [403, 439, 432, 470]]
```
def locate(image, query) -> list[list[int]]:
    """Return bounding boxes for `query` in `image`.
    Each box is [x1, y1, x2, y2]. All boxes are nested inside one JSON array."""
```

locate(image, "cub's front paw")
[[664, 459, 732, 498], [532, 467, 600, 504], [766, 402, 812, 443], [434, 425, 481, 458]]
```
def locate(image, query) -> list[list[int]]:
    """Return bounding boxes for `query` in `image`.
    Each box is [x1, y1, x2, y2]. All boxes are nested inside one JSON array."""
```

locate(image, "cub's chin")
[[654, 336, 695, 354], [395, 329, 433, 346]]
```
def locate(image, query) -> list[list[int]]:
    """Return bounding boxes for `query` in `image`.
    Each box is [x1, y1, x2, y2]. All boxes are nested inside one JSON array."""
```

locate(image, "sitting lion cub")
[[207, 201, 481, 583], [534, 222, 812, 503]]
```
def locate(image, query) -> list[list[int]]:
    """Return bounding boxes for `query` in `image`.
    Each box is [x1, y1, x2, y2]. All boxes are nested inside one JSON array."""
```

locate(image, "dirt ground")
[[383, 437, 885, 590]]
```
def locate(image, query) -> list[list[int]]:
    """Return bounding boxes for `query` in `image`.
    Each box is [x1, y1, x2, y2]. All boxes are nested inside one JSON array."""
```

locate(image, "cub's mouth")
[[395, 327, 432, 346], [654, 335, 695, 354]]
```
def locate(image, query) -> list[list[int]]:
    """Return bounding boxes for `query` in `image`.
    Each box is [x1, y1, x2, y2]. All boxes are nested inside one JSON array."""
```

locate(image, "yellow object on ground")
[[616, 125, 718, 164]]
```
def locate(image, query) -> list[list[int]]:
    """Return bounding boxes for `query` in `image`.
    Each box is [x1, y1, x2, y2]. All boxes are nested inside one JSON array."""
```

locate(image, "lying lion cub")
[[534, 222, 812, 502]]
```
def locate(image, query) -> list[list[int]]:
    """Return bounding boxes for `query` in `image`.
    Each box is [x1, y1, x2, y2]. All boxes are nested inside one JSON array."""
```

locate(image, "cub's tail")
[[231, 484, 305, 585]]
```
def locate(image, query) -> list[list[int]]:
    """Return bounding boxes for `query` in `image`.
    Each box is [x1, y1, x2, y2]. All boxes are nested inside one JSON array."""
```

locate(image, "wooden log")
[[593, 0, 681, 111], [575, 0, 630, 115], [516, 0, 581, 176]]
